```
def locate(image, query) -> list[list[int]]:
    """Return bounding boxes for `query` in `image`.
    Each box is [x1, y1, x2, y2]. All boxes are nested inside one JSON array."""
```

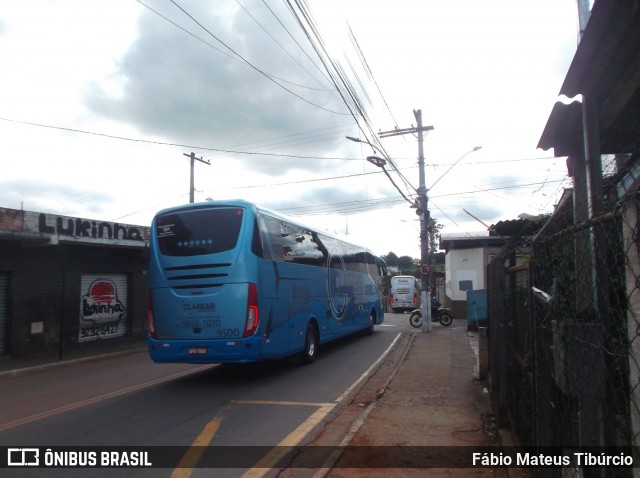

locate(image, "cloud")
[[84, 0, 351, 176], [261, 184, 376, 213], [0, 180, 113, 216]]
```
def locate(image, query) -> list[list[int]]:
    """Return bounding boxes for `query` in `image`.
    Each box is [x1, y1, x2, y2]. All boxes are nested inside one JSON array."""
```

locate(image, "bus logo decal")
[[182, 301, 216, 315], [327, 253, 347, 319]]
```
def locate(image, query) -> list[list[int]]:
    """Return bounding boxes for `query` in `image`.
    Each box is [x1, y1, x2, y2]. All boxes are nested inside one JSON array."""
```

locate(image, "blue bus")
[[147, 200, 386, 364]]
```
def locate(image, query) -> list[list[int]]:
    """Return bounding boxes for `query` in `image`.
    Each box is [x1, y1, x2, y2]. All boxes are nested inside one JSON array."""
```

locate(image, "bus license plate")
[[188, 347, 207, 355]]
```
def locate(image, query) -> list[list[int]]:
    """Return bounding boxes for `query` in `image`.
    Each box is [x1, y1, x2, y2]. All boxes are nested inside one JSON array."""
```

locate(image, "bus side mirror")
[[376, 257, 388, 276]]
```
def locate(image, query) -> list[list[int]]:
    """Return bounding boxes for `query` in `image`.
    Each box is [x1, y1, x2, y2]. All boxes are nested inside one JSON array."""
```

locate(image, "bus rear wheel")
[[363, 311, 375, 336], [301, 323, 318, 365]]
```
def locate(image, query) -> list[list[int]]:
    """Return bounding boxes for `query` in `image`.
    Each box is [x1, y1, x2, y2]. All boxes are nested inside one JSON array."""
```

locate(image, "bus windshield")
[[156, 207, 243, 256]]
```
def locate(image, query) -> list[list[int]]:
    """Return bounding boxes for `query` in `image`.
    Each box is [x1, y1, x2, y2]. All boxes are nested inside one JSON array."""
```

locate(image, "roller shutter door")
[[79, 274, 128, 342]]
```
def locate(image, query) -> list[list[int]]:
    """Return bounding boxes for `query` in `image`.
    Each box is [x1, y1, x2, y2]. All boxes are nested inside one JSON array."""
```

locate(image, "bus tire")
[[301, 323, 318, 365], [363, 311, 375, 336]]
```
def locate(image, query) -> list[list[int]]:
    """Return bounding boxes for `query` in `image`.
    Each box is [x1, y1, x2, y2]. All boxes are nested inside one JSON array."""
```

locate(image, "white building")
[[439, 235, 507, 321]]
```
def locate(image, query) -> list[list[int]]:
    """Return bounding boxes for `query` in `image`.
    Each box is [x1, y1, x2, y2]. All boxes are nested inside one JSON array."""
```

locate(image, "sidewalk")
[[281, 324, 515, 477], [0, 336, 148, 379]]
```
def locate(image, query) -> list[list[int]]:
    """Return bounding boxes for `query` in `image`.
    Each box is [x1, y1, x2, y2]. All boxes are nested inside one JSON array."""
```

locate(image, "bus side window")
[[251, 217, 265, 258], [287, 227, 325, 267], [258, 215, 285, 261], [364, 252, 380, 278]]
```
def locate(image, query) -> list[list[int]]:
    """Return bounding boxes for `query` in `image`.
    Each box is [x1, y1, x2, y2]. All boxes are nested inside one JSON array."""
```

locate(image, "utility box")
[[467, 289, 488, 330]]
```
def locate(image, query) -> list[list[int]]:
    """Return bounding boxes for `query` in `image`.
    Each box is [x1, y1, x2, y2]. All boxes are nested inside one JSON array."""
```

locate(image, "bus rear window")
[[156, 208, 244, 256]]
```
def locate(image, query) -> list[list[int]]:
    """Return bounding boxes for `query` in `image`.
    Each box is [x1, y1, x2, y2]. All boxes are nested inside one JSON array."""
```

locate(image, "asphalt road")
[[0, 313, 427, 477]]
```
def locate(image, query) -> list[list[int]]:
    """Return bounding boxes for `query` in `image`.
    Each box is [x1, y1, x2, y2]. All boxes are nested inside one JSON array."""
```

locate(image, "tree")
[[428, 217, 444, 257], [398, 255, 414, 271], [381, 252, 419, 277], [432, 252, 446, 273], [382, 252, 399, 267]]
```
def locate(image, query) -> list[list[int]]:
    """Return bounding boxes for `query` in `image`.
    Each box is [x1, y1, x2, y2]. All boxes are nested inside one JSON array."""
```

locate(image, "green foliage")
[[383, 251, 399, 267], [397, 255, 414, 270], [381, 252, 419, 277]]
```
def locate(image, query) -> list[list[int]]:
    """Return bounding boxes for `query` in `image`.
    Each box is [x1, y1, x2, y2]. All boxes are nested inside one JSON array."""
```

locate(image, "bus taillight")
[[243, 283, 259, 337], [147, 291, 158, 339]]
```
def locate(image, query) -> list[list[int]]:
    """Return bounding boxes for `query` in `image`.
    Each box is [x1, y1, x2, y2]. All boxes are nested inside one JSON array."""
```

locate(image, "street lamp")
[[346, 136, 375, 147], [365, 156, 414, 205], [366, 156, 386, 168], [346, 135, 383, 156], [347, 136, 416, 205], [429, 146, 482, 190], [400, 219, 419, 231]]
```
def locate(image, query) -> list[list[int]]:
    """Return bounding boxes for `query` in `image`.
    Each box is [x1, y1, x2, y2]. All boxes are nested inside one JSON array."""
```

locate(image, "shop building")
[[0, 207, 149, 360]]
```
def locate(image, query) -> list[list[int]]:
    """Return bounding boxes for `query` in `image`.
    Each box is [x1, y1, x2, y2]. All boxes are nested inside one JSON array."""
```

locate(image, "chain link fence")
[[487, 167, 640, 477]]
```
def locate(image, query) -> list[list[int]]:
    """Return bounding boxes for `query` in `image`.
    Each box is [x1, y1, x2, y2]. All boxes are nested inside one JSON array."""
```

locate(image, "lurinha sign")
[[0, 207, 149, 247]]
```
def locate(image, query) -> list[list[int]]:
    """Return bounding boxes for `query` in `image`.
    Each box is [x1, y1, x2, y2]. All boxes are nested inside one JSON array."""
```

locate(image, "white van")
[[390, 275, 419, 313]]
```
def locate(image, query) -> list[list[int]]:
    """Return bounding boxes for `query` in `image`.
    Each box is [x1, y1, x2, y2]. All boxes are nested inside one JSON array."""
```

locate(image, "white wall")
[[445, 248, 485, 301]]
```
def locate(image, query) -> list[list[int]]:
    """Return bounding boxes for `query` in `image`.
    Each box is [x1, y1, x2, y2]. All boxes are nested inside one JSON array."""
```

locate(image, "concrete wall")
[[445, 247, 485, 302]]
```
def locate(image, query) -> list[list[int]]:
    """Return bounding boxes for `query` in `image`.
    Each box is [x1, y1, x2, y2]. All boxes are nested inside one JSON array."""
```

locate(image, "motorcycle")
[[409, 306, 454, 328]]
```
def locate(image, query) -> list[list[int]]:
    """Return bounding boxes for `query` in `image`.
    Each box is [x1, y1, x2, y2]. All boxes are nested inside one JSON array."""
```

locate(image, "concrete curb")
[[0, 346, 147, 380], [310, 333, 416, 477]]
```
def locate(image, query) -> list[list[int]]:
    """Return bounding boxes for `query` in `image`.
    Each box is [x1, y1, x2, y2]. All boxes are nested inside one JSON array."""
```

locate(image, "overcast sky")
[[0, 0, 579, 257]]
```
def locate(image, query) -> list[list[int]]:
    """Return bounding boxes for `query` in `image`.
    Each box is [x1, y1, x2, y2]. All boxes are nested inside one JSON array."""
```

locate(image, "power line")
[[167, 0, 348, 115], [430, 179, 566, 199], [260, 0, 336, 90], [1, 116, 566, 208], [429, 201, 475, 238], [283, 0, 417, 206], [106, 174, 567, 226], [200, 124, 356, 160], [284, 0, 383, 146], [346, 21, 400, 128], [200, 163, 420, 196], [274, 177, 567, 217], [235, 0, 336, 96], [0, 116, 361, 161], [282, 196, 408, 216], [232, 168, 386, 189], [135, 0, 327, 93]]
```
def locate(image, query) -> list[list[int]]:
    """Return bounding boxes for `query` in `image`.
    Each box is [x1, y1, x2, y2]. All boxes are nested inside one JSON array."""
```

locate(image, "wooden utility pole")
[[183, 152, 211, 203], [379, 110, 434, 331]]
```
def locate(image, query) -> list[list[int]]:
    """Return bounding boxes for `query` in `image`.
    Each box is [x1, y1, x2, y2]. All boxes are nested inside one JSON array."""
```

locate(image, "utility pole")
[[379, 109, 434, 331], [183, 152, 211, 203]]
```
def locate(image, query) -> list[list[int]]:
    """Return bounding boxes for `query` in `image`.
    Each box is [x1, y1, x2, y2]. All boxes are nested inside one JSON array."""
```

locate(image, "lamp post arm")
[[429, 146, 482, 191]]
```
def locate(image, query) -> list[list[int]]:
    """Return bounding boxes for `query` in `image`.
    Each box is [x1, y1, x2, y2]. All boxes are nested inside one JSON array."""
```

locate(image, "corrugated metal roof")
[[439, 235, 506, 252]]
